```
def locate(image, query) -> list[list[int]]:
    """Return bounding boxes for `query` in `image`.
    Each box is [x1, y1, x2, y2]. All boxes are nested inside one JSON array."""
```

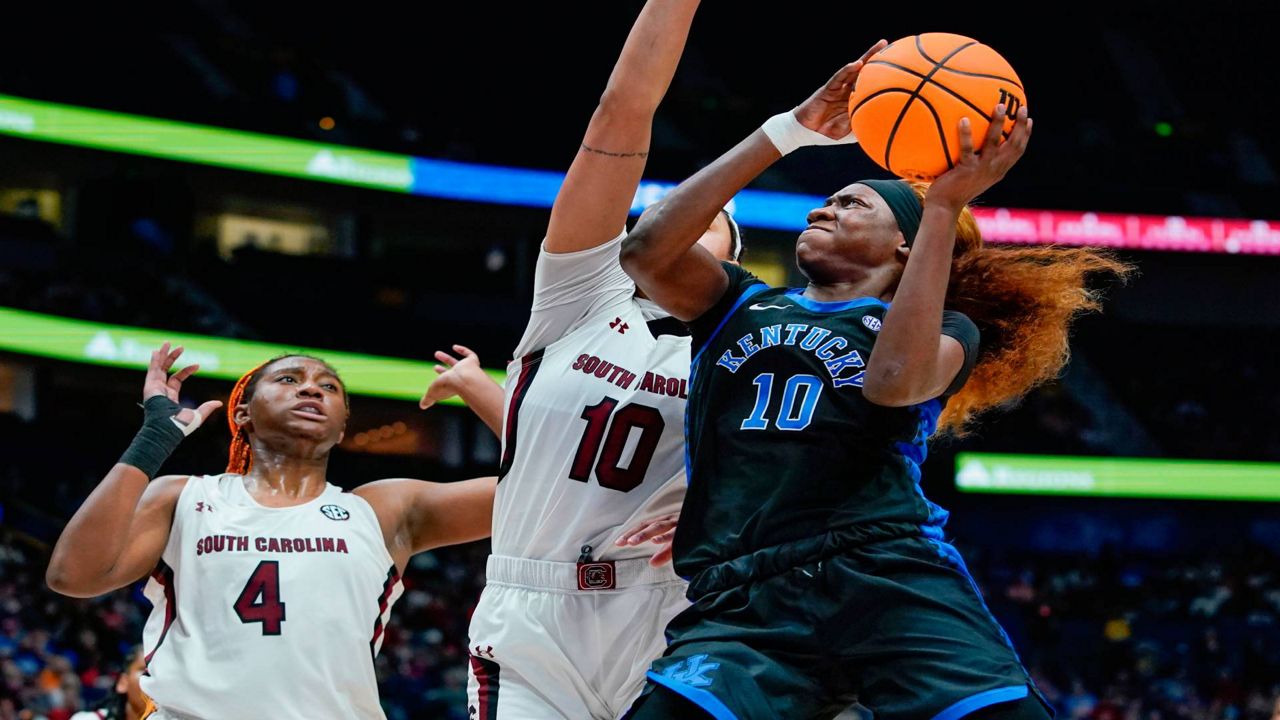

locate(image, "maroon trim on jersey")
[[469, 655, 501, 720], [142, 560, 176, 674], [498, 349, 544, 481], [368, 565, 401, 659]]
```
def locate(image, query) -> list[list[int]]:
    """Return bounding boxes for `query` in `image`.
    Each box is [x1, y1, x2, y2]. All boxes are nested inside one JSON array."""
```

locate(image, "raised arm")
[[544, 0, 700, 253], [47, 344, 222, 597], [862, 105, 1031, 406], [356, 476, 498, 571], [621, 42, 887, 320]]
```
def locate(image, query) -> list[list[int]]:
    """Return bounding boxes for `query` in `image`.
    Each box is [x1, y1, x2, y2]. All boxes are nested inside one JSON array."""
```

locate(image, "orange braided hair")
[[901, 183, 1135, 434], [225, 360, 269, 475]]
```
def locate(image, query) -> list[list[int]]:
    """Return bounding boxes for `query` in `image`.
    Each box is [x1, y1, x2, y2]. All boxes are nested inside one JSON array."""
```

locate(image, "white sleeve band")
[[171, 412, 203, 437], [760, 111, 858, 157]]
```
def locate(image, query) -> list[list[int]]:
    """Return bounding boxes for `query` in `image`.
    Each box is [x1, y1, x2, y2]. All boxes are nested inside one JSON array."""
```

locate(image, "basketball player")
[[424, 1, 741, 718], [619, 55, 1131, 719], [47, 344, 496, 720], [422, 345, 686, 569]]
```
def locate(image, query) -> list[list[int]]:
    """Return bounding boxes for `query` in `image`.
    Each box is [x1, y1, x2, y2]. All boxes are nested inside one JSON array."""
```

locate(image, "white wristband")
[[760, 111, 858, 157], [170, 411, 203, 437]]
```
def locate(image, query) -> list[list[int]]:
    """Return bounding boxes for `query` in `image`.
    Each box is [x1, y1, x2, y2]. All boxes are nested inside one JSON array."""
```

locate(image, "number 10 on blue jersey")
[[741, 374, 823, 431]]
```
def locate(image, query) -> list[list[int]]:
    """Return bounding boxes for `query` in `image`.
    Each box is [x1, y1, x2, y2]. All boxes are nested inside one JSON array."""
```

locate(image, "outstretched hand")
[[143, 343, 222, 431], [420, 345, 485, 410], [925, 104, 1033, 211], [617, 513, 678, 567], [792, 39, 889, 140]]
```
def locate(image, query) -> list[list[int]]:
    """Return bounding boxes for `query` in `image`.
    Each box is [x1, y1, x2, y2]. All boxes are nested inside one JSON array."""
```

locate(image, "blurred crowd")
[[971, 545, 1280, 720]]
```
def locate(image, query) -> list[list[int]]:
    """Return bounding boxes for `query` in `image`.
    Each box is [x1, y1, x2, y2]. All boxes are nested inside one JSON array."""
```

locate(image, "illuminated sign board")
[[956, 452, 1280, 502], [0, 306, 503, 404], [3, 93, 1276, 250]]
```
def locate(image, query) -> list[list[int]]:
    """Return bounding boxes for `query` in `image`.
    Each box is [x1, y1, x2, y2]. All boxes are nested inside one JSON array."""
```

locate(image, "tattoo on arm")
[[581, 142, 649, 159]]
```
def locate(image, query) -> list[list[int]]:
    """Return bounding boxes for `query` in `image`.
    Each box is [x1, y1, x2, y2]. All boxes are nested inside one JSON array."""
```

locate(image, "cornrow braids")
[[225, 360, 269, 475], [224, 354, 346, 475]]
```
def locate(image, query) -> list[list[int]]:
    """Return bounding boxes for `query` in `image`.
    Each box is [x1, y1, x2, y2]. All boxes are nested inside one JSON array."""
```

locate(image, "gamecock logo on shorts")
[[319, 504, 350, 521], [577, 561, 616, 590]]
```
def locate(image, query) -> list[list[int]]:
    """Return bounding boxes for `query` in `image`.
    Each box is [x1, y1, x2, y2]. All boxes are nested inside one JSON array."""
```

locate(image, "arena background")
[[2, 2, 1279, 718]]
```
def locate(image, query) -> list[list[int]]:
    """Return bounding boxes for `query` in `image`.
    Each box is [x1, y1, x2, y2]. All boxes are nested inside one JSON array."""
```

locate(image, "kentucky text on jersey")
[[715, 323, 867, 388], [195, 534, 350, 556], [571, 354, 688, 398]]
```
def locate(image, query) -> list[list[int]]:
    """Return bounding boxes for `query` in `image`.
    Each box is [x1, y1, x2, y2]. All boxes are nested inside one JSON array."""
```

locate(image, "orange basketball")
[[848, 33, 1027, 181]]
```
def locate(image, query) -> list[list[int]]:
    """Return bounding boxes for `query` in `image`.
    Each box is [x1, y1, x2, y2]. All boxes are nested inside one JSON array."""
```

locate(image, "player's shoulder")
[[351, 478, 418, 518], [538, 294, 648, 347], [351, 478, 400, 500], [146, 474, 195, 502], [539, 227, 627, 258]]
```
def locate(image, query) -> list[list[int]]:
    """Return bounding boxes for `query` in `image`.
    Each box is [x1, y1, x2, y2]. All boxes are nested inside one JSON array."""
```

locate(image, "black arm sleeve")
[[941, 310, 981, 397]]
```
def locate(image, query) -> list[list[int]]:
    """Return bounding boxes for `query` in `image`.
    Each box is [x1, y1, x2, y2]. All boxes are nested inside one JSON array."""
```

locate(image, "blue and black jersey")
[[675, 262, 980, 582], [633, 264, 1048, 719]]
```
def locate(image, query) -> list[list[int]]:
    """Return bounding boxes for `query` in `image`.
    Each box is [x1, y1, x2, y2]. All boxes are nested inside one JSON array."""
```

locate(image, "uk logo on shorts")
[[661, 654, 720, 688], [319, 504, 350, 521]]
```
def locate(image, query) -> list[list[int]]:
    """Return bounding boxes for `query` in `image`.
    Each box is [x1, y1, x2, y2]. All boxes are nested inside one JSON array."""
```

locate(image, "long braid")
[[225, 361, 268, 475]]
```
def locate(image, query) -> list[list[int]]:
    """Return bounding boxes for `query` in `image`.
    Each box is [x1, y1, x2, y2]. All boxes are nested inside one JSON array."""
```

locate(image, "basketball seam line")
[[850, 87, 918, 115], [913, 94, 954, 173], [865, 60, 1014, 141], [913, 35, 1025, 91], [883, 39, 978, 174]]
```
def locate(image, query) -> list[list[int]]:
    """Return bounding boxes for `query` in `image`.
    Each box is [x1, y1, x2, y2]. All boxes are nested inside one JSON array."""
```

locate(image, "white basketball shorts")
[[466, 554, 689, 719]]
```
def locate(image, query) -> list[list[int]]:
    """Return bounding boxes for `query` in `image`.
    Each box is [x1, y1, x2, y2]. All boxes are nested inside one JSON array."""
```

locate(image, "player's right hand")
[[143, 343, 223, 431], [792, 39, 888, 141], [617, 513, 679, 567], [419, 345, 485, 410], [925, 103, 1032, 212]]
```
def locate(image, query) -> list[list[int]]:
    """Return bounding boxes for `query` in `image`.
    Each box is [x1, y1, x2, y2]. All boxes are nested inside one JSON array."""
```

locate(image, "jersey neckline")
[[782, 289, 889, 313], [216, 474, 339, 512]]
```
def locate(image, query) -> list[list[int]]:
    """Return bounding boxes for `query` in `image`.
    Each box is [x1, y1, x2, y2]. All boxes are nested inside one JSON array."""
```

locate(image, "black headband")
[[857, 179, 922, 247]]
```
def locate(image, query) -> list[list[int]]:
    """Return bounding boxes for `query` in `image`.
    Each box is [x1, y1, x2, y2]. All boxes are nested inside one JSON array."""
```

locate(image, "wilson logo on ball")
[[998, 89, 1023, 118]]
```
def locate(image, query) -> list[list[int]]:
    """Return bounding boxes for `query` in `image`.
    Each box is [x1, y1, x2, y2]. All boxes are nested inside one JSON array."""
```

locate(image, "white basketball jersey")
[[493, 231, 690, 561], [139, 474, 403, 720]]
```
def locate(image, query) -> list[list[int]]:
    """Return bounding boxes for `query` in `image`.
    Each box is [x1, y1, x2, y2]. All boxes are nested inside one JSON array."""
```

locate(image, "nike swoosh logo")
[[748, 303, 789, 311]]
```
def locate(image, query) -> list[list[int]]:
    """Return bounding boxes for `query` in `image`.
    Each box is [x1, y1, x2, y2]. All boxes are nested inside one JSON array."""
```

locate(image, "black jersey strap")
[[691, 283, 768, 365], [645, 316, 689, 339]]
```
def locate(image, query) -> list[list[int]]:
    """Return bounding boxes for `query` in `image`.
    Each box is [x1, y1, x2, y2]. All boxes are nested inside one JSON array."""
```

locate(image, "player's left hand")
[[144, 342, 223, 431], [617, 513, 678, 567], [792, 39, 888, 141], [925, 103, 1032, 212]]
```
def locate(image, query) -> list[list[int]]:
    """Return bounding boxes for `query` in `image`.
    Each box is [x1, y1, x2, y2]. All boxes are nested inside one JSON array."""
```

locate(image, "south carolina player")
[[47, 344, 496, 720], [419, 1, 737, 718]]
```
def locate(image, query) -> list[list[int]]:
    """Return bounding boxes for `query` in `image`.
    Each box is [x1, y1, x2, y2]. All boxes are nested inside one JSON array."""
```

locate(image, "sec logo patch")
[[320, 504, 350, 521], [862, 315, 882, 332]]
